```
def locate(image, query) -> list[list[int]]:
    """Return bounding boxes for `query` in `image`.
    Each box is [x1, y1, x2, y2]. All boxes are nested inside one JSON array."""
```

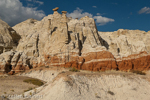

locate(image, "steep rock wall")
[[0, 8, 150, 73]]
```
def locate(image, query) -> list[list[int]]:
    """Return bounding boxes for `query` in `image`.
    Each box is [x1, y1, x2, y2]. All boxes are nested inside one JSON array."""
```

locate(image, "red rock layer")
[[117, 51, 150, 71], [42, 51, 118, 71], [1, 51, 150, 74], [42, 51, 150, 72]]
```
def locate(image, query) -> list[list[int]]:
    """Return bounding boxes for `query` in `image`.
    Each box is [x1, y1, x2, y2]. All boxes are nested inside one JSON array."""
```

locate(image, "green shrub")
[[10, 89, 14, 92], [131, 70, 146, 75], [69, 67, 79, 72], [23, 78, 44, 86], [108, 91, 115, 95], [24, 87, 33, 92]]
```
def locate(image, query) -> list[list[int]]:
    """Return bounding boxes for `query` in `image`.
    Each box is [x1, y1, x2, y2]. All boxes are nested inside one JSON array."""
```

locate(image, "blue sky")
[[0, 0, 150, 32]]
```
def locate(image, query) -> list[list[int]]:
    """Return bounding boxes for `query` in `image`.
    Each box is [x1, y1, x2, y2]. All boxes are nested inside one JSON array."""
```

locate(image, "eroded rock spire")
[[53, 7, 59, 14]]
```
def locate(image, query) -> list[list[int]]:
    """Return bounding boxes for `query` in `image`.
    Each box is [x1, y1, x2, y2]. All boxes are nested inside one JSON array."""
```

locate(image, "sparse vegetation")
[[10, 89, 14, 92], [24, 87, 33, 92], [61, 71, 65, 73], [40, 66, 49, 68], [131, 70, 146, 75], [22, 93, 24, 98], [34, 88, 37, 93], [107, 91, 115, 95], [132, 88, 137, 91], [95, 93, 101, 98], [45, 66, 49, 68], [30, 92, 32, 96], [23, 78, 44, 86], [69, 67, 80, 72]]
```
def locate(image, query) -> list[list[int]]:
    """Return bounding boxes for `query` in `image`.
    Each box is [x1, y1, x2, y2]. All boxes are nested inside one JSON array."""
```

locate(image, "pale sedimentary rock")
[[0, 19, 21, 54], [99, 29, 150, 71], [1, 7, 150, 73]]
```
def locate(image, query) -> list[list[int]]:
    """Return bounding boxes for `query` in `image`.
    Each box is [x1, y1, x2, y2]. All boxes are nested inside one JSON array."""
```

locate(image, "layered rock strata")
[[99, 30, 150, 71], [0, 7, 150, 74], [0, 19, 21, 54]]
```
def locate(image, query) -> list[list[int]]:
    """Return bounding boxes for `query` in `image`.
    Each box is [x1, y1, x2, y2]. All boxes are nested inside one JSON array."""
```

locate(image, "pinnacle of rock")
[[61, 11, 67, 14], [53, 7, 59, 11], [0, 8, 150, 74]]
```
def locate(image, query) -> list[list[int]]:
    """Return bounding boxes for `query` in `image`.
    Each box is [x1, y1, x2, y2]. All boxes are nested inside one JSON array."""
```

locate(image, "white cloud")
[[93, 16, 114, 26], [26, 0, 44, 5], [92, 6, 97, 8], [96, 13, 101, 15], [138, 7, 150, 14], [67, 7, 93, 19], [67, 7, 115, 26], [34, 0, 44, 5], [0, 0, 45, 26]]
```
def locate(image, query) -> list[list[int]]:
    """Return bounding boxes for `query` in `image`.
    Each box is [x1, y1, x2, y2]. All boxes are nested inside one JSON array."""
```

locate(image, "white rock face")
[[0, 8, 106, 73], [0, 51, 31, 74], [12, 18, 39, 37], [19, 70, 150, 100], [14, 10, 104, 65], [1, 7, 150, 73], [0, 51, 15, 72], [99, 29, 150, 58], [0, 19, 21, 54]]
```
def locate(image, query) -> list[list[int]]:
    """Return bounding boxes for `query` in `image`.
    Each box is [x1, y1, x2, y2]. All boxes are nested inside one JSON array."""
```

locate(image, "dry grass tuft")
[[23, 78, 44, 86]]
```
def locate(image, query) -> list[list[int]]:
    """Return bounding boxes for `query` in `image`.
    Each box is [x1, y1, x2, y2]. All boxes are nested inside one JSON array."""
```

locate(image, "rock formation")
[[0, 19, 21, 54], [0, 7, 150, 74], [99, 30, 150, 71]]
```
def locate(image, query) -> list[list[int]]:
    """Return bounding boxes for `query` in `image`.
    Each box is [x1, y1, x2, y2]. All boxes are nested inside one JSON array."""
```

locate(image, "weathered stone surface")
[[12, 18, 38, 37], [0, 19, 21, 54], [99, 29, 150, 71], [1, 8, 150, 73], [99, 29, 150, 58], [116, 51, 150, 71], [53, 7, 59, 11], [0, 51, 15, 73], [0, 51, 31, 74]]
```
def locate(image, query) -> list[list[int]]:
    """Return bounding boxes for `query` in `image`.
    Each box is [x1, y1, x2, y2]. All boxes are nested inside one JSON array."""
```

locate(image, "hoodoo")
[[0, 7, 150, 74]]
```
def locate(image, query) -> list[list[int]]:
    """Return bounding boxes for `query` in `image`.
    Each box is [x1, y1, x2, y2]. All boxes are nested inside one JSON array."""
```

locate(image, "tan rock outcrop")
[[12, 18, 38, 37], [1, 8, 150, 73], [99, 29, 150, 71], [0, 19, 21, 54], [0, 51, 31, 74]]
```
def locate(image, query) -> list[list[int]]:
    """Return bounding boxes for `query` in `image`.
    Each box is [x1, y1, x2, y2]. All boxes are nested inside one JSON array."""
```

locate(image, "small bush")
[[45, 66, 49, 68], [23, 78, 44, 86], [30, 92, 32, 96], [10, 89, 14, 92], [95, 93, 100, 98], [108, 91, 114, 95], [131, 70, 146, 75], [22, 93, 24, 97], [69, 67, 79, 72], [24, 87, 33, 92], [34, 88, 37, 93]]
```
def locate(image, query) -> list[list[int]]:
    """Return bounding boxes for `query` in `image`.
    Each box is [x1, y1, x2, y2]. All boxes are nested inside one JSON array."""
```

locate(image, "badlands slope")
[[18, 67, 150, 100], [0, 7, 150, 100], [1, 7, 150, 74]]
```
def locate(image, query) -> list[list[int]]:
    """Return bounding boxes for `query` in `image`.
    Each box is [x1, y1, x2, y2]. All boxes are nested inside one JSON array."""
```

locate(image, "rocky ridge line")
[[0, 7, 150, 74]]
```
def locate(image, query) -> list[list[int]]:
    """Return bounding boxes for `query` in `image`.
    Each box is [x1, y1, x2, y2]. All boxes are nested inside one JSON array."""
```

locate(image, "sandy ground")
[[0, 66, 150, 100], [0, 75, 42, 100], [19, 67, 150, 100]]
